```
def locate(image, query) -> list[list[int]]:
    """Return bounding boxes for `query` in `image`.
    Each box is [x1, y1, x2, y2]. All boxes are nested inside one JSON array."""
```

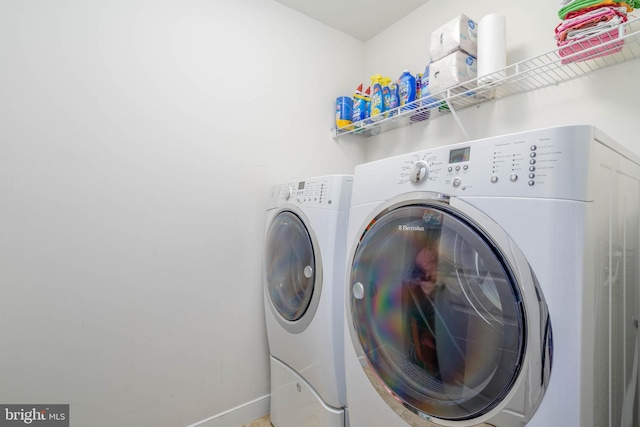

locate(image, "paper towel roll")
[[477, 14, 506, 84]]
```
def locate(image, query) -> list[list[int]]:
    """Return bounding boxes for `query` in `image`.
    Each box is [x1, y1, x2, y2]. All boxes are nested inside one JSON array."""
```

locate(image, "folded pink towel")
[[555, 6, 627, 41]]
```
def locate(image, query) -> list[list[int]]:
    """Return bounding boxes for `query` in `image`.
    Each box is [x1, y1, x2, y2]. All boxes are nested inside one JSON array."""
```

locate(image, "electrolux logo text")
[[398, 224, 425, 231], [0, 405, 69, 427]]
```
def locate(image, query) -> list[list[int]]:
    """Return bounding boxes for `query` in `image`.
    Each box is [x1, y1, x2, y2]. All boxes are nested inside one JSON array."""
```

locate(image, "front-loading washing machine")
[[264, 174, 353, 427], [344, 125, 640, 427]]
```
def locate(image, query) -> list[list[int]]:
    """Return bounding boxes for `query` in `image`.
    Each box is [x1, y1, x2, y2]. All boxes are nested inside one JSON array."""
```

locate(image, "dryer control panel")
[[352, 125, 624, 204], [268, 175, 353, 210]]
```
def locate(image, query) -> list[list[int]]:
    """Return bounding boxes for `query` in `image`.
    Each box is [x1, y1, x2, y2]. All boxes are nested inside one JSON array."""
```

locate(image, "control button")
[[490, 175, 499, 183], [284, 186, 293, 200], [529, 173, 535, 179], [530, 152, 537, 158], [448, 167, 453, 172], [463, 165, 469, 170], [528, 180, 535, 186], [455, 166, 461, 171], [530, 145, 537, 151], [409, 161, 429, 184], [529, 166, 536, 172], [510, 174, 518, 182], [453, 177, 461, 187], [530, 159, 536, 165]]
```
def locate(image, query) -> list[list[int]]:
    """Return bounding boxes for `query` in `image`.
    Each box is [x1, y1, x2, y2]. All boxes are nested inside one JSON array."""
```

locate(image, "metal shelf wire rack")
[[333, 16, 640, 138]]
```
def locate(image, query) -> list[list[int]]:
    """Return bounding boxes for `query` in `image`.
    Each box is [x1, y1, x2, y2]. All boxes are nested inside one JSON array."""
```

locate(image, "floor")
[[241, 415, 272, 427]]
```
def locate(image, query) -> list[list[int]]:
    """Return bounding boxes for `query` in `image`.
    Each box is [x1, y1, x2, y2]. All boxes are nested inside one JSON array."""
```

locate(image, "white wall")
[[0, 1, 365, 426], [2, 0, 638, 426], [357, 0, 640, 160]]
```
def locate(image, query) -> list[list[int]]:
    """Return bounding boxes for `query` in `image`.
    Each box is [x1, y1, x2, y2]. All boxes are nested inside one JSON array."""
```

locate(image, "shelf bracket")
[[444, 96, 471, 141]]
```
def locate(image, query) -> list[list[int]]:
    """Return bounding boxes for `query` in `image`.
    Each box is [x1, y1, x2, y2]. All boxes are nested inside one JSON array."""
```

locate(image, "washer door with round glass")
[[265, 209, 320, 333], [347, 200, 552, 424]]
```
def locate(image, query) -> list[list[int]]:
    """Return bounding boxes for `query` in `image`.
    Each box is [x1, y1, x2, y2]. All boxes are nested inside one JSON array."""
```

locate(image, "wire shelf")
[[334, 16, 640, 138]]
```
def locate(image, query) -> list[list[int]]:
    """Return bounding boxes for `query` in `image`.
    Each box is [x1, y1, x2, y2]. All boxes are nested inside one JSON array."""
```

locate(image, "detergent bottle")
[[411, 72, 427, 122], [398, 70, 416, 112], [421, 63, 440, 110], [389, 81, 400, 117], [381, 77, 392, 118], [352, 83, 367, 124], [335, 96, 353, 130], [370, 74, 385, 121], [363, 86, 371, 124]]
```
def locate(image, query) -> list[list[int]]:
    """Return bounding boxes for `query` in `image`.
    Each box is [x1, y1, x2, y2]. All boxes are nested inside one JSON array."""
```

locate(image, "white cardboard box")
[[428, 50, 477, 95], [429, 14, 478, 61]]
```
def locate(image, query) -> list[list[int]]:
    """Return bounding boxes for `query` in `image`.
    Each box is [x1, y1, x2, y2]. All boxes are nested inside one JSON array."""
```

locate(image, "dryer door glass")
[[266, 211, 316, 322], [349, 204, 525, 421]]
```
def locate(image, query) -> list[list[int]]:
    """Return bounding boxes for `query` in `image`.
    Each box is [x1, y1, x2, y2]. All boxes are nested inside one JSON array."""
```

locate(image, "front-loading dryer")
[[344, 125, 640, 427], [264, 174, 353, 427]]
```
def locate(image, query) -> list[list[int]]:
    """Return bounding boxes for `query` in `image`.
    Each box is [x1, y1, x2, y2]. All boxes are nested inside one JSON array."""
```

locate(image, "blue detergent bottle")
[[363, 86, 371, 124], [381, 77, 392, 118], [335, 96, 353, 130], [370, 74, 385, 121], [412, 64, 440, 121], [411, 72, 427, 122], [389, 82, 400, 117], [398, 70, 416, 112], [352, 83, 367, 124], [421, 64, 440, 109]]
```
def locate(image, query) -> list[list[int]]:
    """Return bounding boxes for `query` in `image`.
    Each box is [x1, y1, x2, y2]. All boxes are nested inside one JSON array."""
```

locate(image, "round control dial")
[[409, 161, 429, 184], [283, 186, 293, 200]]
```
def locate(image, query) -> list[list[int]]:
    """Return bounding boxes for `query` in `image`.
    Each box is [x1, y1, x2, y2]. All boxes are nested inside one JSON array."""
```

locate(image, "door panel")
[[348, 203, 527, 421], [266, 210, 316, 322]]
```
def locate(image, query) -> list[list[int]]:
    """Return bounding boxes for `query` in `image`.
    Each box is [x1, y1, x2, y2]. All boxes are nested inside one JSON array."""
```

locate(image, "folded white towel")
[[565, 15, 625, 40]]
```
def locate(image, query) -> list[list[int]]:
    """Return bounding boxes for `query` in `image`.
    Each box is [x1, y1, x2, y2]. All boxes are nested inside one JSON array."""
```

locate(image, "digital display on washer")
[[449, 147, 470, 163], [298, 182, 305, 190]]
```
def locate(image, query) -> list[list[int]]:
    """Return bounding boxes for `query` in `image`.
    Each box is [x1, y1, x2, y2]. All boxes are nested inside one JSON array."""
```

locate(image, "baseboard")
[[185, 395, 270, 427]]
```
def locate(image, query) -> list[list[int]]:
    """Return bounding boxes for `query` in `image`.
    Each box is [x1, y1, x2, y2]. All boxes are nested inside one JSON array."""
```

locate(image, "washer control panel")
[[390, 126, 594, 200]]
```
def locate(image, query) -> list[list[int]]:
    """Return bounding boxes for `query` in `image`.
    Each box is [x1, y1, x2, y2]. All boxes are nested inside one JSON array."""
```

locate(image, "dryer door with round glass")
[[347, 201, 551, 424], [265, 210, 320, 333]]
